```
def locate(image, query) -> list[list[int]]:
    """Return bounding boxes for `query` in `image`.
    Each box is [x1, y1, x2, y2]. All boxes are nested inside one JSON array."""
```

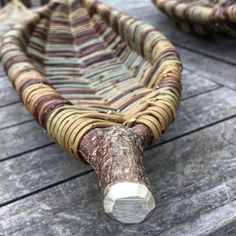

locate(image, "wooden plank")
[[0, 74, 21, 107], [0, 145, 90, 204], [208, 217, 236, 236], [159, 87, 236, 143], [0, 66, 221, 158], [178, 48, 236, 91], [0, 70, 218, 130], [149, 13, 236, 66], [101, 0, 236, 91], [181, 71, 220, 100], [146, 144, 236, 235], [0, 78, 231, 203], [161, 199, 236, 236], [0, 75, 12, 89], [0, 1, 235, 234], [0, 86, 19, 108], [1, 117, 235, 235], [102, 0, 236, 66], [0, 2, 235, 235], [0, 103, 31, 130], [0, 65, 4, 77], [0, 121, 53, 160], [1, 89, 234, 230], [0, 86, 234, 229], [0, 74, 32, 129], [140, 20, 236, 90]]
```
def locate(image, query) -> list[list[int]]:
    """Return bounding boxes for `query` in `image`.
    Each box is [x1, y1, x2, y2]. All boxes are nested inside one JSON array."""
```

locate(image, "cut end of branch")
[[103, 182, 156, 224]]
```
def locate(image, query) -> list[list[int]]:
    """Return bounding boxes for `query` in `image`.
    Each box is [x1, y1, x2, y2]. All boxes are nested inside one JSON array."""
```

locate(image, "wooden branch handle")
[[79, 124, 155, 224]]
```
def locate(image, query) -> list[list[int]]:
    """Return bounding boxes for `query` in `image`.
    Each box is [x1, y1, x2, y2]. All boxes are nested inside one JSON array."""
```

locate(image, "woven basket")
[[0, 0, 35, 47], [152, 0, 236, 36], [1, 0, 182, 224]]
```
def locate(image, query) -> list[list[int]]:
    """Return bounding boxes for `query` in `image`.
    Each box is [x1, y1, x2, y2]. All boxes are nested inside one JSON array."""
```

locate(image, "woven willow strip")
[[2, 0, 182, 160], [152, 0, 236, 36], [1, 0, 182, 223], [0, 0, 35, 47]]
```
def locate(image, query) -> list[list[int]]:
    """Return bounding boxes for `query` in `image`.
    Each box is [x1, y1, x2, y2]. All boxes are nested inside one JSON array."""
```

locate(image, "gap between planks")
[[105, 0, 236, 67], [1, 117, 236, 235], [0, 99, 236, 208]]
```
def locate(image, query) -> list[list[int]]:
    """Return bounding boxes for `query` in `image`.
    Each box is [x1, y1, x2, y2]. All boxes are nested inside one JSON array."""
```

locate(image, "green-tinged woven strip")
[[1, 0, 182, 160], [153, 0, 236, 36], [0, 0, 35, 48]]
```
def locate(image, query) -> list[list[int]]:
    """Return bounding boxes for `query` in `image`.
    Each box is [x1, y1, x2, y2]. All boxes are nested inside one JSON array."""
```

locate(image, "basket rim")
[[152, 0, 236, 24], [1, 0, 182, 159]]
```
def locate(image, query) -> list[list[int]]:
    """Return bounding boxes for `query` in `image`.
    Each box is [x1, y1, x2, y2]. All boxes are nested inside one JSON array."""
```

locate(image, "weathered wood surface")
[[0, 0, 236, 235], [1, 118, 236, 236], [0, 75, 20, 107], [0, 69, 226, 203], [0, 122, 53, 160], [0, 104, 31, 130], [179, 48, 236, 90], [0, 70, 227, 160], [181, 70, 220, 100], [107, 0, 236, 90], [113, 0, 236, 66]]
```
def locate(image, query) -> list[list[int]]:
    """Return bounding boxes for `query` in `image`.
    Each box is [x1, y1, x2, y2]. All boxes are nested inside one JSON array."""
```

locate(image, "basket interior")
[[26, 0, 154, 114]]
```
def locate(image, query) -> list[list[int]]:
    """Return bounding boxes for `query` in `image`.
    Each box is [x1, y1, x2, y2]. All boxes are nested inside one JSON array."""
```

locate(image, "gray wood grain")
[[0, 66, 230, 216], [102, 0, 236, 90], [178, 48, 236, 91], [0, 76, 12, 89], [0, 70, 218, 130], [0, 87, 19, 108], [102, 0, 236, 66], [0, 145, 90, 203], [0, 117, 235, 236], [160, 87, 236, 142], [0, 66, 221, 159], [0, 65, 4, 76], [0, 121, 52, 160], [0, 103, 32, 130], [0, 1, 236, 235], [0, 77, 228, 204], [160, 199, 236, 236], [181, 71, 220, 100], [0, 75, 20, 107]]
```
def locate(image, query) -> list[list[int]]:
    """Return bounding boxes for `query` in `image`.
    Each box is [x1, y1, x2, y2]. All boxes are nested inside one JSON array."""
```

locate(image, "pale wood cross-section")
[[0, 0, 236, 235]]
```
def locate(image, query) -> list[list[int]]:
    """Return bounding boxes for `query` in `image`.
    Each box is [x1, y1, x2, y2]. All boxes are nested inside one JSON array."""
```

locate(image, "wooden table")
[[0, 1, 236, 235]]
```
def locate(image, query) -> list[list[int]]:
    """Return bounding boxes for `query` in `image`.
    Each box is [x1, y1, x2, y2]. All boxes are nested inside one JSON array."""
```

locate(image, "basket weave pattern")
[[152, 0, 236, 36], [0, 0, 35, 47], [1, 0, 182, 160]]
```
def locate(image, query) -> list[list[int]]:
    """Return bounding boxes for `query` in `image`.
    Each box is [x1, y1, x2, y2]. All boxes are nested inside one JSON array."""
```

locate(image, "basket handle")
[[79, 124, 156, 224]]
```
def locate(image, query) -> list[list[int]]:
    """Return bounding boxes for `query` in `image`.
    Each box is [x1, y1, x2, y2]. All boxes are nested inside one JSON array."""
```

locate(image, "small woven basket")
[[152, 0, 236, 36], [1, 0, 182, 224]]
